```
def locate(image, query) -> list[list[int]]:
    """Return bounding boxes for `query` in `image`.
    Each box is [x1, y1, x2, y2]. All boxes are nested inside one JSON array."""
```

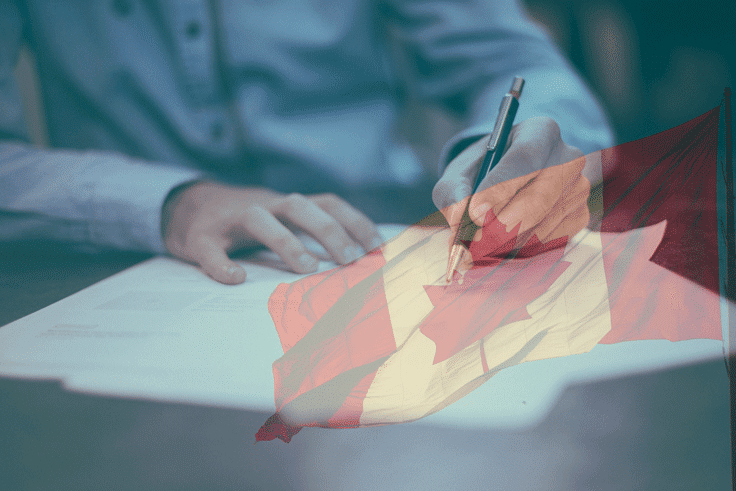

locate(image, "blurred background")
[[522, 0, 734, 144], [13, 1, 735, 158], [402, 0, 735, 173]]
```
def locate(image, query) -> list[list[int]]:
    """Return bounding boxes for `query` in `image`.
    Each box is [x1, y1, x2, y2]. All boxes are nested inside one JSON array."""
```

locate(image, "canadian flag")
[[256, 102, 729, 443]]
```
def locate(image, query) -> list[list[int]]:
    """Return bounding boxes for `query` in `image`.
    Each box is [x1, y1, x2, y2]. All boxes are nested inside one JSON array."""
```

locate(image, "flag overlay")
[[256, 98, 732, 443]]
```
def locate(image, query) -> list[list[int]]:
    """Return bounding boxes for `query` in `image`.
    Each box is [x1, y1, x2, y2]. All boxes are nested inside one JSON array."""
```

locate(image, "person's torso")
[[22, 0, 424, 190]]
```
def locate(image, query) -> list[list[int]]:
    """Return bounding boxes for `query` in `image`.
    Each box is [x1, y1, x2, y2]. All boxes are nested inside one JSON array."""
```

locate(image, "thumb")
[[433, 178, 472, 223], [194, 239, 247, 284]]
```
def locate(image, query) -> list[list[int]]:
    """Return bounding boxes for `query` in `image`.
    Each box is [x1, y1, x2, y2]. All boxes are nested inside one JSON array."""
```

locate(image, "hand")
[[433, 116, 590, 249], [161, 181, 384, 284]]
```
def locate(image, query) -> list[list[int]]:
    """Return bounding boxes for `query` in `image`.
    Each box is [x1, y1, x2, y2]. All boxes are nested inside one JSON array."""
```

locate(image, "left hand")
[[161, 182, 383, 284], [433, 116, 590, 249]]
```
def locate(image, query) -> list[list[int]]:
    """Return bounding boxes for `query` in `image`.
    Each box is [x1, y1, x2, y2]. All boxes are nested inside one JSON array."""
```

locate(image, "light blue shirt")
[[0, 0, 612, 254]]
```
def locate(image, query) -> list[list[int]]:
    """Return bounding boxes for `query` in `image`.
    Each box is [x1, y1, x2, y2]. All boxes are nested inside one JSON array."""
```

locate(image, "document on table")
[[0, 225, 727, 431]]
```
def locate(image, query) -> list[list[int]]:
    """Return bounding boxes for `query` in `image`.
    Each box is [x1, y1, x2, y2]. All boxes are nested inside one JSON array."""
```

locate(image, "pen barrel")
[[472, 143, 496, 192], [460, 93, 519, 245], [472, 95, 519, 191], [487, 95, 519, 153], [447, 77, 523, 279]]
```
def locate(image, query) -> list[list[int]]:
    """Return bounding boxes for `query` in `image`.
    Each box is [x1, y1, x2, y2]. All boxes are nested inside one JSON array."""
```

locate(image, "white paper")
[[0, 224, 726, 431]]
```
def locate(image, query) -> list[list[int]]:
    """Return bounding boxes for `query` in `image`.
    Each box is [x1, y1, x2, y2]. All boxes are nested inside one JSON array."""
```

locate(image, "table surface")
[[0, 243, 153, 328], [0, 244, 732, 490]]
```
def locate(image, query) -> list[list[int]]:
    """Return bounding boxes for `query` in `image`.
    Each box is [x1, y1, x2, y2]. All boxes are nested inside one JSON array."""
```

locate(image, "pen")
[[445, 76, 524, 282]]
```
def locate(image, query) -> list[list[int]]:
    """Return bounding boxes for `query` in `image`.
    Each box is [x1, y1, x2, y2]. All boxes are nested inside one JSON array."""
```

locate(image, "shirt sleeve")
[[0, 144, 201, 253], [383, 0, 614, 170], [0, 1, 200, 254]]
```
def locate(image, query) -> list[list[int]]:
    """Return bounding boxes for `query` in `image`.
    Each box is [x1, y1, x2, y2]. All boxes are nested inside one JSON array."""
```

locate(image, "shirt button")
[[111, 0, 133, 16], [185, 21, 202, 39]]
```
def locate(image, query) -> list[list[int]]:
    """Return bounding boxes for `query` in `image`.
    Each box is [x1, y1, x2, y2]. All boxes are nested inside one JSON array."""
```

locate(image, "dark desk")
[[0, 246, 732, 490], [0, 244, 153, 328]]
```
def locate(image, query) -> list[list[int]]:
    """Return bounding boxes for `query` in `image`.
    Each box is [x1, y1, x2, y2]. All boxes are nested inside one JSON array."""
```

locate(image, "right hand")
[[432, 117, 589, 250], [161, 181, 384, 284]]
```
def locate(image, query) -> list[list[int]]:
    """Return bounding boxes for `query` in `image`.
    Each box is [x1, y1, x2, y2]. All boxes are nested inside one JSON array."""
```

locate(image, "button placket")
[[185, 20, 202, 39], [147, 0, 237, 154], [111, 0, 133, 16], [163, 0, 218, 105]]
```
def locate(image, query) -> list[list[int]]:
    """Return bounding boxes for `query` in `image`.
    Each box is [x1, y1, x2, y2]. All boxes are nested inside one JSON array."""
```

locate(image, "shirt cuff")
[[84, 154, 202, 254]]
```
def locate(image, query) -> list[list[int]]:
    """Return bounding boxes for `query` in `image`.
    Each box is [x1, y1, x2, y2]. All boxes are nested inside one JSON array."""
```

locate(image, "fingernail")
[[299, 253, 318, 270], [227, 266, 246, 282], [342, 246, 361, 263], [449, 202, 467, 225]]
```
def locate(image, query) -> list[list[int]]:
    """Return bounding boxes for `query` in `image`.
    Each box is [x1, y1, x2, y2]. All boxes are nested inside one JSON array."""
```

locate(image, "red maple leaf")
[[421, 209, 571, 365]]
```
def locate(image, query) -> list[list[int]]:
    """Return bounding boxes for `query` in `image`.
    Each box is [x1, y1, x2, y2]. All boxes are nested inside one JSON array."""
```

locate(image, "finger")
[[276, 193, 364, 264], [479, 117, 561, 190], [191, 236, 248, 284], [432, 173, 474, 212], [311, 193, 385, 252], [433, 136, 489, 211], [494, 167, 565, 237], [467, 170, 539, 226], [524, 185, 589, 248], [541, 171, 591, 242], [238, 206, 320, 274], [433, 181, 470, 235], [463, 118, 563, 226], [495, 157, 588, 241], [442, 194, 471, 238]]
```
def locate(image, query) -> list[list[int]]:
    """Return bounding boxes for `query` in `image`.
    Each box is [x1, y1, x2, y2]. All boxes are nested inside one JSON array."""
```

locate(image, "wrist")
[[160, 179, 205, 244]]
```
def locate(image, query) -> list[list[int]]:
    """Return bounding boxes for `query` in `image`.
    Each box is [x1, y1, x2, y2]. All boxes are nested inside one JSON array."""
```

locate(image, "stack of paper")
[[0, 225, 725, 431]]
